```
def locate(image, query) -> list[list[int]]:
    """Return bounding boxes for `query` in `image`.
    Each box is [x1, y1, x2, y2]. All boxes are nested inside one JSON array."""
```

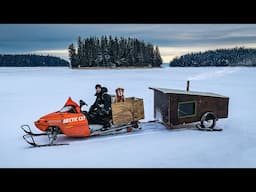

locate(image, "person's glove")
[[101, 108, 109, 115], [98, 104, 104, 108], [97, 104, 110, 115]]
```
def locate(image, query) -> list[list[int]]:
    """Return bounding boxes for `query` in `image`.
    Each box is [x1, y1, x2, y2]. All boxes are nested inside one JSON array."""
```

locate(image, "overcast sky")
[[1, 24, 256, 62]]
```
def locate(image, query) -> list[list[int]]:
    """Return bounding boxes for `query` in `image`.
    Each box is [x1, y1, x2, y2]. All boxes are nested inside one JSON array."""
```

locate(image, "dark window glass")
[[178, 102, 196, 118]]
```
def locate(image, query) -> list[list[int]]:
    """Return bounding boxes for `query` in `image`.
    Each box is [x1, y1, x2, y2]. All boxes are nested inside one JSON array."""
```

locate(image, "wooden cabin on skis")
[[149, 81, 229, 130]]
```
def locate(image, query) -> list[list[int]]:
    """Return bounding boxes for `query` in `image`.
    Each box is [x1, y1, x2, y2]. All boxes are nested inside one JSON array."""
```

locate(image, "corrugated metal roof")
[[149, 87, 228, 98]]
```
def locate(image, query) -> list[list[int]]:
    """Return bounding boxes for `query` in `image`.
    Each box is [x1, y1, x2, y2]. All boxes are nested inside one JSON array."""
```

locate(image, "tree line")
[[169, 47, 256, 67], [68, 36, 162, 68], [0, 54, 69, 67]]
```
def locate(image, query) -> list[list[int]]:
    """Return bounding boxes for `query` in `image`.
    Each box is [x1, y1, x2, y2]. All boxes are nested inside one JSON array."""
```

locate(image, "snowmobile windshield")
[[59, 106, 76, 113]]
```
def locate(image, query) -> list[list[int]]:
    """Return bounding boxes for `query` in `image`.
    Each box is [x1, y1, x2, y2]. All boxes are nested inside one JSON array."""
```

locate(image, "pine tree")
[[154, 46, 162, 67], [68, 43, 77, 68], [77, 36, 83, 67]]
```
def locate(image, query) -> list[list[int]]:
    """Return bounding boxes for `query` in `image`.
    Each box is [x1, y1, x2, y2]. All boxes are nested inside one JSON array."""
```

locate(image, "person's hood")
[[101, 87, 108, 93]]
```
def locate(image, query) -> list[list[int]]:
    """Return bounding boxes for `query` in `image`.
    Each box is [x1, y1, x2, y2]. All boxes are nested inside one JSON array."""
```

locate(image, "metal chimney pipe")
[[186, 80, 190, 92]]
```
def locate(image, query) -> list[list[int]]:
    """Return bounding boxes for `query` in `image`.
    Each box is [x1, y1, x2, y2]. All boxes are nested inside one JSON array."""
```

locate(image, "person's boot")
[[101, 120, 111, 131], [103, 123, 110, 128]]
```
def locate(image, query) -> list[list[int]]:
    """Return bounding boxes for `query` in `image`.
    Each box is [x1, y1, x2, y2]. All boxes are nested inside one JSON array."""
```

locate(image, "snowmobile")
[[21, 97, 143, 147]]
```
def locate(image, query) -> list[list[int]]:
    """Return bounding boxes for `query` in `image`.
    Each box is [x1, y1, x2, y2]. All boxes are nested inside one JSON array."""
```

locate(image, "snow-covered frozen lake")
[[0, 67, 255, 168]]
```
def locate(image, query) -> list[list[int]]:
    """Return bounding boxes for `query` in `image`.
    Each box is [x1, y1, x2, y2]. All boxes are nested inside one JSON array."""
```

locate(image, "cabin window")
[[178, 101, 197, 118]]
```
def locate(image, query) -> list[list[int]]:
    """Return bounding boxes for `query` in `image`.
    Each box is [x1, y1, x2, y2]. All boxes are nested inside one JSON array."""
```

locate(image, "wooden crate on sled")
[[111, 97, 144, 125]]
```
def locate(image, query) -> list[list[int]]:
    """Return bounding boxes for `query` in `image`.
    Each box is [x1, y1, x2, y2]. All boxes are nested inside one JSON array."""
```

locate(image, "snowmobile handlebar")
[[79, 100, 88, 107]]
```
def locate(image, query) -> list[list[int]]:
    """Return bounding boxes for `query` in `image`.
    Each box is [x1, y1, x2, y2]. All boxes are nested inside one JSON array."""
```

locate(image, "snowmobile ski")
[[23, 134, 69, 147], [22, 126, 68, 147], [21, 125, 47, 136]]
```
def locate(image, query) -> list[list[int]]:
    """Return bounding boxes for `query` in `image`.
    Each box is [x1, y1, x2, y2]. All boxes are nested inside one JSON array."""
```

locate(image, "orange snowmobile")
[[22, 97, 143, 147]]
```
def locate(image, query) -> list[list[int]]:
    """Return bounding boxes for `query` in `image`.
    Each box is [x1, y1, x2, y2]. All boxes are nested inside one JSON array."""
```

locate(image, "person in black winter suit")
[[88, 84, 112, 128], [89, 84, 103, 113]]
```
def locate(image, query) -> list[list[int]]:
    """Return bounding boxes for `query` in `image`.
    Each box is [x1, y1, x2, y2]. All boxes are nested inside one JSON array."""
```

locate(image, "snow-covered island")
[[68, 36, 162, 68]]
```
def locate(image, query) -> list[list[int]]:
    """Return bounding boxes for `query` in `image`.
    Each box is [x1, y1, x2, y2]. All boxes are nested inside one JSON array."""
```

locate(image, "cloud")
[[1, 24, 256, 63], [32, 49, 69, 61]]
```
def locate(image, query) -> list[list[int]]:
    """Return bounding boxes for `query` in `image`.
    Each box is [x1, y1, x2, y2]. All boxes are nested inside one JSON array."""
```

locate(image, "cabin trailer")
[[149, 87, 229, 129]]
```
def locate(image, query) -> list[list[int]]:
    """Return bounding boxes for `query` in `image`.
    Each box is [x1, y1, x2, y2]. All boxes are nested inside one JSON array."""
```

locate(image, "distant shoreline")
[[0, 66, 68, 67], [169, 65, 256, 67], [75, 66, 162, 70], [169, 47, 256, 67], [0, 54, 69, 67], [1, 66, 256, 68]]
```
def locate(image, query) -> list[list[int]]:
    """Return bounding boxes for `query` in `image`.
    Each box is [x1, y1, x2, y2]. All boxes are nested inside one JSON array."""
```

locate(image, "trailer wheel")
[[200, 112, 217, 129]]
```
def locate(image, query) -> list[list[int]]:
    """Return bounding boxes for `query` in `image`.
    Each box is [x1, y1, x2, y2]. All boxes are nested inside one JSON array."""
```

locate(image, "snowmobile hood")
[[34, 112, 63, 132], [34, 97, 83, 132], [39, 112, 64, 120], [37, 97, 80, 122]]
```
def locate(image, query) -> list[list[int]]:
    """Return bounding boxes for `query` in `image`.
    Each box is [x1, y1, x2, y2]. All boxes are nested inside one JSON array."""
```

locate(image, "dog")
[[115, 88, 125, 102]]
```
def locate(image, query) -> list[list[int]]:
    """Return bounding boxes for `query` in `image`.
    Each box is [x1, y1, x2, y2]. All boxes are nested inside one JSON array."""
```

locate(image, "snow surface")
[[0, 67, 255, 168]]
